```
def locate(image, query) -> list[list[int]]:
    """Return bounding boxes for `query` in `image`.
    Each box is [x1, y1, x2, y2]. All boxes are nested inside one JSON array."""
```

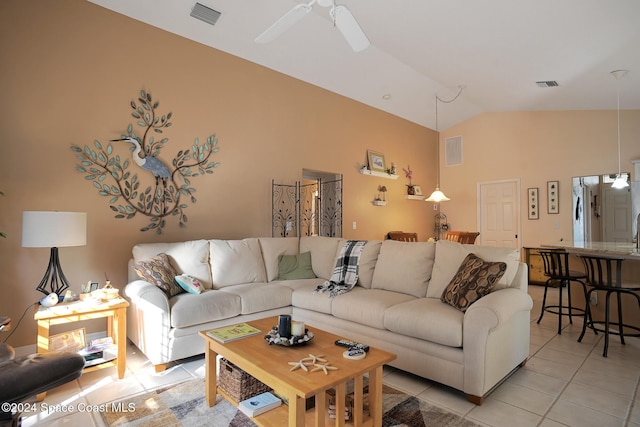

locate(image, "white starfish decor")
[[288, 354, 338, 375]]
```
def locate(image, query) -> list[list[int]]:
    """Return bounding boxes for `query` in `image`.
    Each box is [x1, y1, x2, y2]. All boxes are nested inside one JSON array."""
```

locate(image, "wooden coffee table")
[[199, 316, 396, 427]]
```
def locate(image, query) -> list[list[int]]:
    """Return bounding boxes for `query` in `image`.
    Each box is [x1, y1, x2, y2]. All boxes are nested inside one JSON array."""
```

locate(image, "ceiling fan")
[[254, 0, 370, 52]]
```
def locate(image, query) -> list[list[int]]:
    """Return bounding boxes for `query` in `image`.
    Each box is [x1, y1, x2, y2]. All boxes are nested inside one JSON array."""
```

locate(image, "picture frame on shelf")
[[413, 185, 423, 196], [528, 187, 539, 220], [367, 150, 386, 173], [49, 328, 87, 352], [547, 181, 559, 214]]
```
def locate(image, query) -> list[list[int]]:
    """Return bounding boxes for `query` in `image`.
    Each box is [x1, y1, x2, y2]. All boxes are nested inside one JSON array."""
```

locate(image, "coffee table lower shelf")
[[220, 388, 375, 427]]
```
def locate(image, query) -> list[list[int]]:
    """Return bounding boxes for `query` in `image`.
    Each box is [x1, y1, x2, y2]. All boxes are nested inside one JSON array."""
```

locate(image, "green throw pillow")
[[277, 252, 316, 280]]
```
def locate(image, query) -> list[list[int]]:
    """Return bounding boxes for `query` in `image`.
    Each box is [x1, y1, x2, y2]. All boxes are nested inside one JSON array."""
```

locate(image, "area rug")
[[101, 378, 482, 427]]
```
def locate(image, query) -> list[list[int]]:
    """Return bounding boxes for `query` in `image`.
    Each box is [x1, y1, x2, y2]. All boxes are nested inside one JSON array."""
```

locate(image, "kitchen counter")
[[543, 241, 640, 260]]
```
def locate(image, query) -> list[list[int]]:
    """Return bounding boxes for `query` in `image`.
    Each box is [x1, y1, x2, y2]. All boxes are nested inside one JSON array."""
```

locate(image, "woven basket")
[[218, 358, 270, 403]]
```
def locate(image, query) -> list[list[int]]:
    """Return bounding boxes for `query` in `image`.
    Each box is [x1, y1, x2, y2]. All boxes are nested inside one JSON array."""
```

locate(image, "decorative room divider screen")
[[271, 177, 342, 238]]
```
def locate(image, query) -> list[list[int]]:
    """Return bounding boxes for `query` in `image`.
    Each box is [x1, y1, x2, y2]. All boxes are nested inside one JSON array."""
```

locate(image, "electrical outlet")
[[590, 292, 598, 306], [352, 221, 357, 230]]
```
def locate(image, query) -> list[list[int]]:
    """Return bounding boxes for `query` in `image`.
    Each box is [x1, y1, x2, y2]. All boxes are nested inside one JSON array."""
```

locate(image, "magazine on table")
[[205, 322, 262, 343], [238, 392, 282, 417]]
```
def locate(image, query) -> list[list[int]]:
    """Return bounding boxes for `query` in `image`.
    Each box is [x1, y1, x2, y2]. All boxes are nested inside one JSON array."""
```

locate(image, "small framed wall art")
[[547, 180, 559, 214], [413, 185, 423, 196], [528, 188, 539, 220], [367, 150, 386, 173]]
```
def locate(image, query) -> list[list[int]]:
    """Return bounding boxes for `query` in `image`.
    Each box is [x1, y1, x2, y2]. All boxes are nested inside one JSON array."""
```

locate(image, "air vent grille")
[[190, 3, 221, 26], [536, 81, 559, 88]]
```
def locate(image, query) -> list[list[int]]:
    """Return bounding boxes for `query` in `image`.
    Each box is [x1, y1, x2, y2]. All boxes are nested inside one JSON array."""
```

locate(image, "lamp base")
[[36, 247, 71, 297]]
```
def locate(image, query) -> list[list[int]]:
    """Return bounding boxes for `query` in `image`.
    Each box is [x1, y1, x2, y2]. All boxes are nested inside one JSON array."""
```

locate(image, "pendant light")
[[611, 69, 629, 189], [425, 86, 464, 202]]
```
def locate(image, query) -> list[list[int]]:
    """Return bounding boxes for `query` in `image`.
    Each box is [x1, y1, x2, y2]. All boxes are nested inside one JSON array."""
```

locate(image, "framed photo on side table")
[[528, 188, 539, 220], [49, 328, 87, 352], [547, 181, 559, 214], [367, 150, 386, 173]]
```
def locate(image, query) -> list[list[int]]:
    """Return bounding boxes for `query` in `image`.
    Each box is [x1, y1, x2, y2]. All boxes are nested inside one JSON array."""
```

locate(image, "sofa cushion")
[[170, 289, 242, 328], [290, 280, 335, 314], [300, 237, 341, 280], [441, 253, 507, 312], [331, 287, 415, 329], [209, 239, 267, 288], [370, 240, 435, 297], [219, 283, 293, 315], [384, 298, 464, 347], [427, 240, 520, 298], [258, 237, 299, 282], [175, 274, 203, 295], [133, 253, 184, 297], [132, 239, 212, 289], [337, 239, 382, 289], [278, 252, 317, 280]]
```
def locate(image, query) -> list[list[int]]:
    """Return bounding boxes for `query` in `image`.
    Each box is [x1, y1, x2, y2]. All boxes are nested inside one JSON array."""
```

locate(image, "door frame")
[[476, 178, 522, 248]]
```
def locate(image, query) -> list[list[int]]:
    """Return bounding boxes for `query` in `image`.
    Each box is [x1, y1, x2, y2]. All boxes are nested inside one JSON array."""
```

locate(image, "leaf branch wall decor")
[[71, 89, 220, 233]]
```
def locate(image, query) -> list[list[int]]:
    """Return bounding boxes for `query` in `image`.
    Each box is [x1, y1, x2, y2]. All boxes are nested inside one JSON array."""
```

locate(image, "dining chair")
[[442, 231, 462, 242], [387, 231, 418, 242], [459, 232, 480, 244]]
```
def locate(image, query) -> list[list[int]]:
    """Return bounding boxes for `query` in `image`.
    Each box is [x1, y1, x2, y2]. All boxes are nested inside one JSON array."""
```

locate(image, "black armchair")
[[1, 317, 85, 426]]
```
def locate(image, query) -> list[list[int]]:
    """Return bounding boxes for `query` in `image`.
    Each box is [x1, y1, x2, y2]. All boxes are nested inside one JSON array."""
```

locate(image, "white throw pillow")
[[209, 239, 267, 288]]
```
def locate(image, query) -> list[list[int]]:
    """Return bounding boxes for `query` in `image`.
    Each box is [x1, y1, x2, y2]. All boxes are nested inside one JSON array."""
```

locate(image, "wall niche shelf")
[[359, 169, 399, 180], [406, 195, 424, 201], [372, 200, 388, 206]]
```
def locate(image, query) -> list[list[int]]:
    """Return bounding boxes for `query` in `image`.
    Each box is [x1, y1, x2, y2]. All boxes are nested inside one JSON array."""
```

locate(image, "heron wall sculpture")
[[71, 89, 220, 233]]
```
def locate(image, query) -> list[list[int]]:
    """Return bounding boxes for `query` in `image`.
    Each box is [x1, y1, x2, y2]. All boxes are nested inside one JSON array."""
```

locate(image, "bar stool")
[[536, 250, 588, 334], [577, 254, 640, 357]]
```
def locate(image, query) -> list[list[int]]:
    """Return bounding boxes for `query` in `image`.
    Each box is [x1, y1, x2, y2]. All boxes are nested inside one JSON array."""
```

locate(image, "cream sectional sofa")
[[125, 236, 532, 404]]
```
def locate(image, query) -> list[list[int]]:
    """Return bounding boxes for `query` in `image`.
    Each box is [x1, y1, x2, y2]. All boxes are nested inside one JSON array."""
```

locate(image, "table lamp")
[[22, 211, 87, 298]]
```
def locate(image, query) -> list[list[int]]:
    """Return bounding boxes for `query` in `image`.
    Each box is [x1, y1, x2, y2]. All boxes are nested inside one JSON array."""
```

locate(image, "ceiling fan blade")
[[330, 4, 370, 52], [255, 4, 312, 44]]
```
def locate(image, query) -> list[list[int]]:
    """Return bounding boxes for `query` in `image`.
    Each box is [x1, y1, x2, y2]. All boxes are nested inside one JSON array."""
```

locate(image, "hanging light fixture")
[[611, 69, 629, 189], [425, 86, 464, 202]]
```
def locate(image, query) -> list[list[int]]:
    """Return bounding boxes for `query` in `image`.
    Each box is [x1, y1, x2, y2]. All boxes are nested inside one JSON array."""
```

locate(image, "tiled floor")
[[17, 285, 640, 426]]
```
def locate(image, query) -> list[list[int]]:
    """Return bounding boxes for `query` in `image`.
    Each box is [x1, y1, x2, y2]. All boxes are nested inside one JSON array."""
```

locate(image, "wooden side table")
[[34, 297, 129, 389]]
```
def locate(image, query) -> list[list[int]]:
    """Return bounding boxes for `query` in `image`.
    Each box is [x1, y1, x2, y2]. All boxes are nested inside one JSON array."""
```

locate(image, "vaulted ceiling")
[[88, 0, 640, 130]]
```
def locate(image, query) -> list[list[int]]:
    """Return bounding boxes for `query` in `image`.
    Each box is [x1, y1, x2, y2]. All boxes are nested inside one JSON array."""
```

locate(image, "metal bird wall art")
[[71, 89, 220, 233]]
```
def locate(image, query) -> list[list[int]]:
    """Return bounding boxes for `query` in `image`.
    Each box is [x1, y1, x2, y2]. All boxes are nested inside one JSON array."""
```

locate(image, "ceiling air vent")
[[190, 3, 221, 26], [536, 81, 559, 88]]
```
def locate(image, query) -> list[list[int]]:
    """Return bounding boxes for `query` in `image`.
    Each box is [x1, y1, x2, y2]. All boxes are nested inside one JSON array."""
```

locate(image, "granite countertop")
[[543, 241, 640, 259]]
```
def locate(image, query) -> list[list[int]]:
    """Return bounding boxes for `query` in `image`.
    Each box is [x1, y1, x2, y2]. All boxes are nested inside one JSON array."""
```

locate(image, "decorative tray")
[[264, 326, 314, 347]]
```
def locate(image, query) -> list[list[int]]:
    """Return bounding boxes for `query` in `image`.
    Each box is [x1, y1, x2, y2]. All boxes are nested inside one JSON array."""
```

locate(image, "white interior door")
[[478, 180, 520, 248], [602, 186, 632, 242]]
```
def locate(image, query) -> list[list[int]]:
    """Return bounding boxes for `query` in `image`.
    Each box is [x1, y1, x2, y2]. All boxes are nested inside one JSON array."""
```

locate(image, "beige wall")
[[439, 111, 640, 248], [2, 1, 639, 348], [0, 0, 436, 346]]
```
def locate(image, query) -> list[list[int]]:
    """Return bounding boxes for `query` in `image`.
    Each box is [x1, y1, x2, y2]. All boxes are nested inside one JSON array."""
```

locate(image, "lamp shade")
[[22, 211, 87, 248], [425, 188, 450, 203]]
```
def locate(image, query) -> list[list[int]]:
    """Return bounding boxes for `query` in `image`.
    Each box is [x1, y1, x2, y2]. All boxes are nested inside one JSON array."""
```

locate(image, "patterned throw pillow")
[[441, 253, 506, 312], [134, 253, 184, 297]]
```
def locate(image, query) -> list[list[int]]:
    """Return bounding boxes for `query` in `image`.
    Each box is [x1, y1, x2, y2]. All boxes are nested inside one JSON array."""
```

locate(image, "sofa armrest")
[[125, 280, 170, 313], [462, 288, 533, 397], [124, 280, 172, 366]]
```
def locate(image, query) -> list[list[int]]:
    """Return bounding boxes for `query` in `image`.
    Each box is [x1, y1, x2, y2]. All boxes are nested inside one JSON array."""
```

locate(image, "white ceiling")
[[88, 0, 640, 130]]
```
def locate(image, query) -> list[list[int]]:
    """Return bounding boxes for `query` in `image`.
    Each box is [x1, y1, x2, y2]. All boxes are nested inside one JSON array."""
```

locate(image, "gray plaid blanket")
[[314, 240, 367, 298]]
